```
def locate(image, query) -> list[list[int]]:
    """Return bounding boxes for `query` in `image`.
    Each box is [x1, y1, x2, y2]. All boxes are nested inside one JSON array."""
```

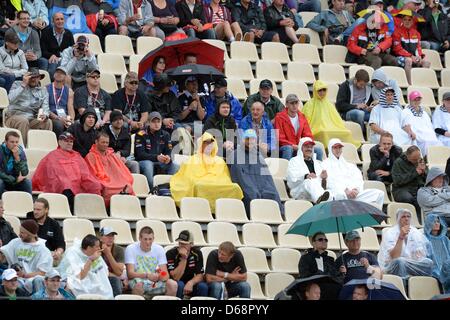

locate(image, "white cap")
[[2, 269, 18, 281]]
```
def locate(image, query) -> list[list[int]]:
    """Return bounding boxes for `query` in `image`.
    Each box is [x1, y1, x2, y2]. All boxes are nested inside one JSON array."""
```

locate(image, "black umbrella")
[[274, 275, 342, 300], [339, 278, 407, 300], [166, 64, 224, 86]]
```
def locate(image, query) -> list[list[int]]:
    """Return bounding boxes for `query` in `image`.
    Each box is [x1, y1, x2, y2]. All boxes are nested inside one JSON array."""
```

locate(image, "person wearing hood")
[[67, 107, 98, 157], [229, 129, 283, 216], [423, 214, 450, 294], [378, 208, 433, 278], [368, 87, 412, 145], [205, 78, 243, 126], [286, 137, 330, 203], [322, 138, 384, 208], [417, 167, 450, 226], [370, 68, 402, 104], [302, 80, 360, 149], [402, 91, 442, 156], [432, 92, 450, 147], [170, 132, 243, 211]]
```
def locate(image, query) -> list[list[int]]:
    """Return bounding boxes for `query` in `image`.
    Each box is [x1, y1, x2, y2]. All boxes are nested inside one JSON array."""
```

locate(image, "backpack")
[[151, 183, 171, 197]]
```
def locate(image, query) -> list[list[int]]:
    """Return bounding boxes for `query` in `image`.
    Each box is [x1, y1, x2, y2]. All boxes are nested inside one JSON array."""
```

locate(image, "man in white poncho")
[[378, 208, 433, 278], [322, 138, 384, 208], [286, 137, 330, 203], [432, 92, 450, 147], [58, 234, 113, 299], [0, 219, 52, 294]]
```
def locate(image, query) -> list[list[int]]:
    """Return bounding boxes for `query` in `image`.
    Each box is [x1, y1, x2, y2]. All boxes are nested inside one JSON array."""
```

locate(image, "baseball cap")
[[185, 76, 197, 84], [87, 67, 101, 77], [443, 92, 450, 101], [259, 79, 273, 89], [100, 226, 118, 236], [45, 269, 61, 279], [214, 78, 227, 88], [300, 137, 315, 146], [409, 90, 423, 101], [176, 230, 193, 244], [110, 110, 123, 123], [404, 0, 422, 3], [2, 269, 18, 281], [285, 94, 300, 103], [344, 230, 361, 241], [371, 0, 383, 4], [149, 111, 162, 121], [58, 132, 75, 141], [55, 66, 67, 75], [76, 35, 89, 44], [243, 129, 257, 139]]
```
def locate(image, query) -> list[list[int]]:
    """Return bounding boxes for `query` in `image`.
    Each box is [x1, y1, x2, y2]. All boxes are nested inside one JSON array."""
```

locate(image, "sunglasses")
[[315, 238, 328, 242], [128, 81, 139, 85], [89, 75, 100, 79]]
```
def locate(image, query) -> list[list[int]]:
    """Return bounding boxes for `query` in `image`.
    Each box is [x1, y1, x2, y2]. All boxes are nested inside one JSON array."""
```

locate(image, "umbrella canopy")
[[392, 9, 425, 22], [138, 37, 224, 79], [282, 275, 342, 300], [339, 278, 407, 300], [166, 64, 224, 85], [357, 9, 390, 23], [286, 200, 387, 237]]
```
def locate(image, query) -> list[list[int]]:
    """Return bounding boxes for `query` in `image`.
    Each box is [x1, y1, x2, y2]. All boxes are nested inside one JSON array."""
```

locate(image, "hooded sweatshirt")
[[67, 108, 98, 157], [417, 167, 450, 217], [371, 69, 402, 102], [203, 102, 237, 142]]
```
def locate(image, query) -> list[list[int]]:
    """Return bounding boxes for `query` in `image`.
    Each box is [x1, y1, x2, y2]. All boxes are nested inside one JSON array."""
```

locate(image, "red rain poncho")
[[84, 145, 134, 206], [32, 148, 102, 195]]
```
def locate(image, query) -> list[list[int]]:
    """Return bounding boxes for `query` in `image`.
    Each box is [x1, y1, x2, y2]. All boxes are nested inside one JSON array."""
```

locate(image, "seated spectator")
[[170, 132, 243, 210], [390, 0, 423, 29], [419, 0, 450, 52], [112, 72, 149, 133], [205, 241, 250, 300], [177, 77, 206, 133], [302, 80, 360, 148], [352, 285, 369, 300], [368, 132, 402, 183], [264, 0, 307, 45], [232, 0, 279, 43], [85, 132, 135, 206], [368, 87, 412, 145], [99, 226, 126, 297], [306, 0, 354, 45], [103, 111, 140, 174], [391, 145, 427, 220], [433, 92, 450, 147], [336, 69, 373, 136], [47, 0, 93, 35], [0, 269, 29, 299], [229, 129, 284, 215], [83, 0, 118, 50], [118, 0, 156, 37], [345, 2, 395, 38], [125, 226, 178, 298], [392, 10, 430, 85], [22, 0, 48, 30], [60, 36, 99, 90], [240, 100, 276, 157], [47, 66, 75, 137], [0, 31, 28, 92], [418, 167, 450, 226], [40, 12, 74, 79], [134, 112, 178, 188], [67, 108, 98, 157], [32, 132, 102, 209], [31, 269, 75, 300], [287, 137, 330, 203], [336, 230, 381, 284], [345, 11, 397, 69], [0, 199, 17, 248], [323, 138, 384, 207], [58, 234, 113, 299], [304, 282, 321, 300], [378, 208, 433, 277], [166, 230, 208, 299], [0, 220, 52, 294], [204, 0, 243, 42], [402, 91, 442, 156], [203, 99, 237, 153], [370, 68, 402, 105], [243, 79, 283, 121], [9, 11, 47, 70], [423, 214, 450, 293], [151, 0, 185, 40], [0, 131, 32, 197], [5, 68, 52, 145], [25, 198, 65, 266], [205, 78, 242, 125], [176, 0, 216, 39]]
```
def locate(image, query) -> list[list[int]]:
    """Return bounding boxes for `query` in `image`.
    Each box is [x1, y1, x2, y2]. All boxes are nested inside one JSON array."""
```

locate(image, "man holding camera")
[[60, 35, 98, 90]]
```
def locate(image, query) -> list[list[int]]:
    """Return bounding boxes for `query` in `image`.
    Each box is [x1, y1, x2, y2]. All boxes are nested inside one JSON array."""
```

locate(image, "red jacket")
[[274, 108, 313, 147], [347, 23, 392, 56], [392, 25, 423, 58]]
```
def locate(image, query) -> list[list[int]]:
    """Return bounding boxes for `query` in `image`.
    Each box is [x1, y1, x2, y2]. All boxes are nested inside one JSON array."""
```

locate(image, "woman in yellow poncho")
[[170, 132, 243, 211], [302, 80, 360, 148]]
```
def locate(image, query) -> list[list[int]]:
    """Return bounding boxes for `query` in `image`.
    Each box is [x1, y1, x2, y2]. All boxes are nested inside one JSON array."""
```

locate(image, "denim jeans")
[[298, 0, 321, 12], [185, 28, 216, 40], [208, 281, 251, 299], [0, 73, 15, 92], [0, 178, 32, 198], [345, 108, 370, 136], [176, 280, 209, 298], [139, 160, 179, 188], [27, 57, 49, 71], [421, 41, 442, 51], [109, 276, 123, 297], [279, 145, 324, 160]]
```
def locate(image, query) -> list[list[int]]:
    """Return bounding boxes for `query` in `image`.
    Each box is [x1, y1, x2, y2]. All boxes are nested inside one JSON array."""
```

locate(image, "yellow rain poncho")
[[170, 132, 243, 211], [302, 80, 360, 148]]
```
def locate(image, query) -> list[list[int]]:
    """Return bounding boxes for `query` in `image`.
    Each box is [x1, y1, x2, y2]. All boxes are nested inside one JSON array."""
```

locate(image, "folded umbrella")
[[339, 278, 407, 300]]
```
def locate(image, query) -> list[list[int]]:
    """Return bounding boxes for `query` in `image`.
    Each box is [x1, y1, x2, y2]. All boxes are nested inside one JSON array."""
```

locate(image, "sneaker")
[[316, 191, 330, 204], [235, 32, 242, 41], [243, 32, 252, 42], [297, 34, 310, 44]]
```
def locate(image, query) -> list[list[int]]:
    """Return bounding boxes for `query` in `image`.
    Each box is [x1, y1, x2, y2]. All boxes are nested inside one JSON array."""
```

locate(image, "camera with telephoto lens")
[[76, 42, 86, 53], [10, 263, 23, 272]]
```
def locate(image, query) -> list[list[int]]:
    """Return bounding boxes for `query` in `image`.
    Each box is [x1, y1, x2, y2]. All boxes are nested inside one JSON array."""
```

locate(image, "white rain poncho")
[[378, 209, 433, 278], [58, 239, 113, 299], [432, 106, 450, 147], [322, 138, 384, 207], [286, 137, 326, 202]]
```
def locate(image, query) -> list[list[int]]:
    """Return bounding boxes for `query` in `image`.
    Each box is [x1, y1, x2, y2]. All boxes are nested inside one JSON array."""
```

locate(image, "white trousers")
[[304, 178, 326, 203], [335, 189, 384, 209]]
